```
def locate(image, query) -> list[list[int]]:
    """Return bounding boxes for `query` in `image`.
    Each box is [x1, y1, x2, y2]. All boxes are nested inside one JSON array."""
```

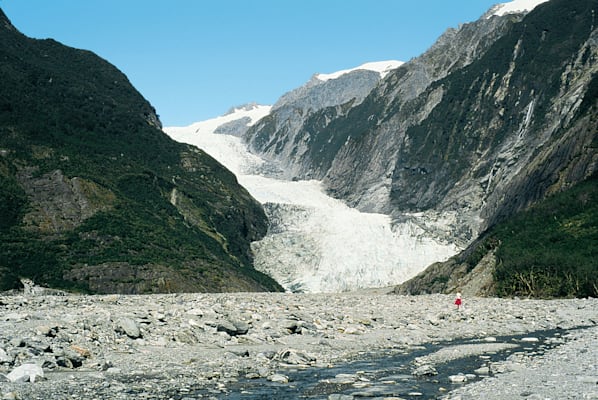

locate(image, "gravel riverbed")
[[1, 292, 597, 399]]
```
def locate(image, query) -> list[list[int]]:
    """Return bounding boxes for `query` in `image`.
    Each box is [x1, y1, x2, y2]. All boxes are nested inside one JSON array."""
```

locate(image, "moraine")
[[1, 291, 597, 399]]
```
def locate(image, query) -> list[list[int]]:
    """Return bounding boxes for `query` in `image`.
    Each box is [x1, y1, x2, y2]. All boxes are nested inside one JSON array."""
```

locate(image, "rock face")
[[244, 0, 598, 250], [388, 0, 598, 240], [392, 248, 498, 297], [0, 8, 281, 293], [16, 168, 115, 235], [245, 62, 401, 180]]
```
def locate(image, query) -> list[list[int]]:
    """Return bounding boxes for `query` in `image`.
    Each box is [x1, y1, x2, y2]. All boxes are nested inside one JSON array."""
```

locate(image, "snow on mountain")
[[167, 104, 270, 175], [487, 0, 549, 18], [165, 100, 459, 293], [168, 103, 270, 140], [315, 60, 403, 82]]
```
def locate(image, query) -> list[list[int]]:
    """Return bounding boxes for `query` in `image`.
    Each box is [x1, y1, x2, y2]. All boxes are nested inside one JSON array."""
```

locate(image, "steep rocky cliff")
[[246, 61, 401, 180], [246, 0, 597, 245], [245, 14, 519, 216], [388, 0, 597, 238], [0, 9, 282, 293], [390, 0, 598, 297], [243, 0, 597, 296]]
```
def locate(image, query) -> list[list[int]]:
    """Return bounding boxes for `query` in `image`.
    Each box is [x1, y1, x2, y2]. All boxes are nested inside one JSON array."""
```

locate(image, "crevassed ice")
[[165, 108, 459, 293]]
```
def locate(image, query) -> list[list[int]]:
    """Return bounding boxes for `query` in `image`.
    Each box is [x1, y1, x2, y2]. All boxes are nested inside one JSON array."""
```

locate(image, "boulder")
[[412, 364, 438, 377], [116, 317, 141, 339], [216, 320, 249, 336], [267, 373, 289, 383], [276, 349, 316, 365], [0, 348, 12, 364], [6, 363, 44, 383]]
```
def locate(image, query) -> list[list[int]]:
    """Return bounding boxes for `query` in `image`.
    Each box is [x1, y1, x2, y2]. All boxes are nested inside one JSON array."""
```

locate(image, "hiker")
[[454, 292, 462, 310]]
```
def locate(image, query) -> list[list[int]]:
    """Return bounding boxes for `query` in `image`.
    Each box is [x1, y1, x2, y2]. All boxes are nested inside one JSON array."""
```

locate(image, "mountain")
[[0, 9, 282, 293], [245, 6, 525, 219], [243, 0, 598, 297], [245, 60, 402, 180]]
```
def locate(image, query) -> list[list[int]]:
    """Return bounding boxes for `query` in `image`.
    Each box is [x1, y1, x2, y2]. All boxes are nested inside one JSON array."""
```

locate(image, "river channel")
[[166, 328, 572, 399]]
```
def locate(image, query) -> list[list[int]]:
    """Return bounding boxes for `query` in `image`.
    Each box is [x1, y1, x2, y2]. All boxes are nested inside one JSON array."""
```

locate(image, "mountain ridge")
[[241, 0, 598, 297], [0, 8, 282, 293]]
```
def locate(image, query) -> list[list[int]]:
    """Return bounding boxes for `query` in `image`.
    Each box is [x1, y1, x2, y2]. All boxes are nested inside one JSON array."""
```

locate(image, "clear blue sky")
[[2, 0, 501, 126]]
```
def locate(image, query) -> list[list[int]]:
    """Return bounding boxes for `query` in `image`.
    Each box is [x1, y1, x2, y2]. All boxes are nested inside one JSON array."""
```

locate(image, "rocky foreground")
[[1, 291, 597, 399]]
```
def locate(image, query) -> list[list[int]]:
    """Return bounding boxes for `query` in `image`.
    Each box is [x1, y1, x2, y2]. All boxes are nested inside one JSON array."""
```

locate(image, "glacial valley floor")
[[1, 292, 597, 399]]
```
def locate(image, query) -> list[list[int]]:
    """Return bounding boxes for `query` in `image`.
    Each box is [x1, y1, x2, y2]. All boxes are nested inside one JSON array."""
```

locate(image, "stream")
[[167, 328, 571, 399]]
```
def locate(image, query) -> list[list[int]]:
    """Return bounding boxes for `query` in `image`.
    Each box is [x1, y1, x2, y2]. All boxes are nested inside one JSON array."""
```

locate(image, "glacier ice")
[[165, 108, 459, 293]]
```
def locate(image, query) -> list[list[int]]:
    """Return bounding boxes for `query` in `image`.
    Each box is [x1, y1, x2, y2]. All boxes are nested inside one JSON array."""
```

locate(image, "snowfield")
[[488, 0, 549, 18], [314, 60, 404, 82]]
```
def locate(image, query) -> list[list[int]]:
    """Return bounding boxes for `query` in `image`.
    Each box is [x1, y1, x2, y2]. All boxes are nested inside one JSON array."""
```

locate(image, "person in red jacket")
[[454, 292, 462, 310]]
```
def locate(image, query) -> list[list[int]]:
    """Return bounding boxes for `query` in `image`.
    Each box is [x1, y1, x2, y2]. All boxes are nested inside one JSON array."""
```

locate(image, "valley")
[[166, 106, 459, 293]]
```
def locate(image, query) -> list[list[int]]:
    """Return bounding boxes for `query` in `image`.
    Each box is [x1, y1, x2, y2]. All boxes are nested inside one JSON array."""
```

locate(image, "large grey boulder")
[[6, 363, 44, 383]]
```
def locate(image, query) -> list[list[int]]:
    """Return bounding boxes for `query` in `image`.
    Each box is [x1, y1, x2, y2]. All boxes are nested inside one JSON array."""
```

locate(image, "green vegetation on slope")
[[397, 175, 597, 298], [460, 175, 598, 298], [0, 9, 281, 293], [491, 174, 598, 298]]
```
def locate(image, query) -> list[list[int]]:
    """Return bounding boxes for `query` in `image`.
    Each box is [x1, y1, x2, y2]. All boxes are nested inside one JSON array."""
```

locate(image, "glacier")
[[165, 105, 459, 293]]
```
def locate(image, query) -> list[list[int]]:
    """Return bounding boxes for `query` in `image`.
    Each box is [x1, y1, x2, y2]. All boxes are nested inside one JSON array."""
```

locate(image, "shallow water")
[[168, 328, 569, 399]]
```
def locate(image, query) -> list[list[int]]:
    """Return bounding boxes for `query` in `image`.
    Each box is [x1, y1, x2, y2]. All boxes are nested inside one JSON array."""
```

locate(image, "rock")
[[35, 325, 57, 337], [216, 320, 249, 336], [70, 344, 91, 358], [106, 367, 122, 374], [474, 366, 490, 375], [227, 348, 250, 357], [188, 318, 202, 327], [282, 319, 303, 334], [116, 317, 141, 339], [329, 373, 357, 384], [427, 315, 441, 326], [328, 395, 354, 400], [56, 357, 76, 369], [257, 351, 277, 360], [267, 373, 289, 383], [6, 363, 44, 383], [232, 320, 250, 335], [412, 364, 438, 376], [9, 338, 24, 348], [449, 374, 468, 383], [277, 349, 316, 365], [24, 339, 51, 353], [576, 375, 598, 384], [343, 325, 362, 335], [0, 348, 12, 363], [185, 308, 204, 316], [174, 329, 199, 344], [4, 313, 29, 322]]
